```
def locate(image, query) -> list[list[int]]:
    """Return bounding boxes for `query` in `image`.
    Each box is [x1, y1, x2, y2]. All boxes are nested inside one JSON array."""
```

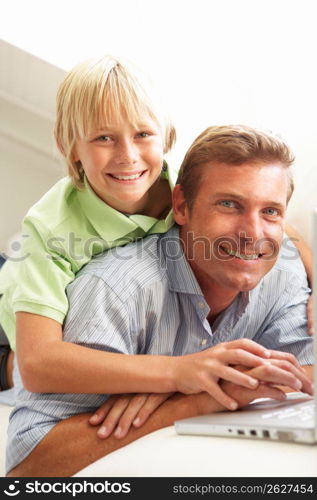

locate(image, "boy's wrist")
[[162, 356, 179, 392]]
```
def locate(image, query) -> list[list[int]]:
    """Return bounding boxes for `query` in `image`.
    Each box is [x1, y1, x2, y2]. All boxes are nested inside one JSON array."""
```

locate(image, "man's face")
[[173, 161, 289, 295]]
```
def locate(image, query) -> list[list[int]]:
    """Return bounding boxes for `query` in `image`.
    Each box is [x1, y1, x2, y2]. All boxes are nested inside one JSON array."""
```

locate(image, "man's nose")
[[115, 140, 138, 165], [237, 213, 264, 245]]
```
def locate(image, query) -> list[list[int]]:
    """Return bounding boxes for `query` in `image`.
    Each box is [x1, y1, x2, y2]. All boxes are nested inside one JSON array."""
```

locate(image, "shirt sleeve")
[[63, 272, 134, 354], [11, 216, 75, 323], [253, 273, 313, 365]]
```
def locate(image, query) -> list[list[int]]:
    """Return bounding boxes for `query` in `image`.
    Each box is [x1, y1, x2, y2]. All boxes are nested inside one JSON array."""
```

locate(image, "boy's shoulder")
[[25, 177, 77, 227]]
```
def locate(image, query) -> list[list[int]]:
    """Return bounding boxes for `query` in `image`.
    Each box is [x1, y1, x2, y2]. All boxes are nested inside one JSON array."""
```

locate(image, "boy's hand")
[[174, 339, 273, 410], [89, 392, 173, 439], [194, 360, 312, 416], [222, 361, 312, 408], [243, 357, 313, 395]]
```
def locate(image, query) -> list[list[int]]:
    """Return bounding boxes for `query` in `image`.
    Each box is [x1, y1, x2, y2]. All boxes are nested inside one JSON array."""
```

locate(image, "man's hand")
[[89, 393, 173, 439], [173, 339, 274, 410]]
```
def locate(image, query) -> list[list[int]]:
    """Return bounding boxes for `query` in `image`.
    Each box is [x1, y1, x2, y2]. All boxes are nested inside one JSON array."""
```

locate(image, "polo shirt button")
[[201, 339, 207, 345], [197, 302, 205, 309]]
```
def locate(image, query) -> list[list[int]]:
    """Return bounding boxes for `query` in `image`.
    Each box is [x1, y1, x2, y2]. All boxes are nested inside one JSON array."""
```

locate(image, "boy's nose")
[[115, 140, 138, 164]]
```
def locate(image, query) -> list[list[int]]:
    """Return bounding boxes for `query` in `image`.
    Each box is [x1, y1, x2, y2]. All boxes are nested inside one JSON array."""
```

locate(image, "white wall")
[[1, 0, 317, 248], [0, 135, 64, 253]]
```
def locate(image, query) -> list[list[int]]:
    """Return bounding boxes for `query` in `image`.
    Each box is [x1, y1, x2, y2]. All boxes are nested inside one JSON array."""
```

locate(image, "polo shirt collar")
[[76, 177, 140, 242], [77, 165, 175, 242]]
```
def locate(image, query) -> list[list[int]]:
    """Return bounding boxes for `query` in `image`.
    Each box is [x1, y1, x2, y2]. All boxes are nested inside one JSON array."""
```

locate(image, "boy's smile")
[[73, 117, 164, 214]]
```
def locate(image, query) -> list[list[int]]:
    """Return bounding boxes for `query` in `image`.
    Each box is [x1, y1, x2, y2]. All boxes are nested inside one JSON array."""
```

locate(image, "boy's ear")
[[172, 184, 189, 225], [71, 146, 79, 162]]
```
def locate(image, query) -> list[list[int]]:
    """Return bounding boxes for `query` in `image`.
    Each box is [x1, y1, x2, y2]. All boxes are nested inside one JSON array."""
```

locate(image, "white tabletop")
[[74, 425, 317, 477]]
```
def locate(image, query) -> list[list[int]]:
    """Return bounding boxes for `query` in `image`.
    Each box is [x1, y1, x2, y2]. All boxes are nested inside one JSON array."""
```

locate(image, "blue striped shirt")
[[6, 226, 313, 473]]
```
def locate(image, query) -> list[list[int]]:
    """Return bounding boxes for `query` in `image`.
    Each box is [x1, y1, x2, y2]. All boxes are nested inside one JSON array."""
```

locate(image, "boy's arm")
[[16, 270, 312, 401], [16, 312, 175, 394], [17, 312, 282, 402]]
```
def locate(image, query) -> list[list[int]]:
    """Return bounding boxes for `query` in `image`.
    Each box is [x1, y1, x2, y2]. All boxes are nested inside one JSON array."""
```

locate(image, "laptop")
[[174, 209, 317, 444]]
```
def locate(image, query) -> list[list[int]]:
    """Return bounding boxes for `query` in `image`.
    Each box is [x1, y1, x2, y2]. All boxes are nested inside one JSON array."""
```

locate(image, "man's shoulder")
[[76, 233, 168, 300]]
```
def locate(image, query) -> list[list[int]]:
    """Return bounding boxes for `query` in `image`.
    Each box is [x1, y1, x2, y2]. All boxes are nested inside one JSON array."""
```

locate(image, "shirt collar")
[[76, 164, 175, 242], [162, 226, 251, 314], [162, 226, 205, 296], [76, 176, 140, 242]]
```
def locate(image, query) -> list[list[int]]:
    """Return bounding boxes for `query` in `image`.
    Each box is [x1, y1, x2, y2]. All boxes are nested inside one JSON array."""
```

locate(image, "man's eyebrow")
[[212, 192, 286, 209]]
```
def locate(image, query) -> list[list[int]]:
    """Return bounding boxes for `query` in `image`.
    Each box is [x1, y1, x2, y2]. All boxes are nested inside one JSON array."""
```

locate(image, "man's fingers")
[[252, 384, 286, 404]]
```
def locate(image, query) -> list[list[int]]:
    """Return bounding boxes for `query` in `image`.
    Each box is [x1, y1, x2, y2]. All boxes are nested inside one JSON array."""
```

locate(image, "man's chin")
[[224, 273, 263, 292]]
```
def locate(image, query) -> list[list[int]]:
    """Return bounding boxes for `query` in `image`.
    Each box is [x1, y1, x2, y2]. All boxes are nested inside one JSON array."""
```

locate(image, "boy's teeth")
[[112, 173, 142, 180], [222, 247, 259, 260]]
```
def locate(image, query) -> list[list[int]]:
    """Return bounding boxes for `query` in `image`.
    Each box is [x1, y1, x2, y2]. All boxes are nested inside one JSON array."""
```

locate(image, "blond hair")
[[55, 55, 176, 188], [177, 125, 295, 210]]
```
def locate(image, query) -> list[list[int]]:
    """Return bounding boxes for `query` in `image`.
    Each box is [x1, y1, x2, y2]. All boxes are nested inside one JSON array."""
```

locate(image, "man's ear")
[[172, 184, 189, 225]]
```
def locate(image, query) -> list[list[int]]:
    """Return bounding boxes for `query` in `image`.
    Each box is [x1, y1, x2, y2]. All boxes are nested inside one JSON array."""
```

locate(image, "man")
[[7, 125, 313, 477]]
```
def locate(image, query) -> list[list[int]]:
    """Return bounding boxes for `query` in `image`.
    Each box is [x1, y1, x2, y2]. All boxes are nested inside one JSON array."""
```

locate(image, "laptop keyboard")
[[261, 401, 314, 422]]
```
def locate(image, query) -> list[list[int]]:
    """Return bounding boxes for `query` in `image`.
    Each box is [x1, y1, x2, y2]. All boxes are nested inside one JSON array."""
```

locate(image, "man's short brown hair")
[[176, 125, 295, 210]]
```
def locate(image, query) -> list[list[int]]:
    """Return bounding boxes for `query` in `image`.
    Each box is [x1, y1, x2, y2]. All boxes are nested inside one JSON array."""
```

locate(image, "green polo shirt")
[[0, 167, 176, 351]]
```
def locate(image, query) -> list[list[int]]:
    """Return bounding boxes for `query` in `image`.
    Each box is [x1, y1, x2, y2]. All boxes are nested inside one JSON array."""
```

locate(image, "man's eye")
[[264, 208, 279, 216], [219, 200, 236, 208]]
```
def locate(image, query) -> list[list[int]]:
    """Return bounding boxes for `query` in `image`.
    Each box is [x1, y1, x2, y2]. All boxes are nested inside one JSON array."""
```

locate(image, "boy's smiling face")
[[73, 116, 164, 214]]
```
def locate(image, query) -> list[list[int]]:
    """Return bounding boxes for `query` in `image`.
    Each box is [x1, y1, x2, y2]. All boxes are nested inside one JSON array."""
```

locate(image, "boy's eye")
[[96, 135, 112, 142], [137, 132, 150, 138]]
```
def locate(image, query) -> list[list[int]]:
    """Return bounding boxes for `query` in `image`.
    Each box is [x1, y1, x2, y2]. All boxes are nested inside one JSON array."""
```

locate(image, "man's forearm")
[[8, 363, 311, 477], [7, 393, 215, 477]]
